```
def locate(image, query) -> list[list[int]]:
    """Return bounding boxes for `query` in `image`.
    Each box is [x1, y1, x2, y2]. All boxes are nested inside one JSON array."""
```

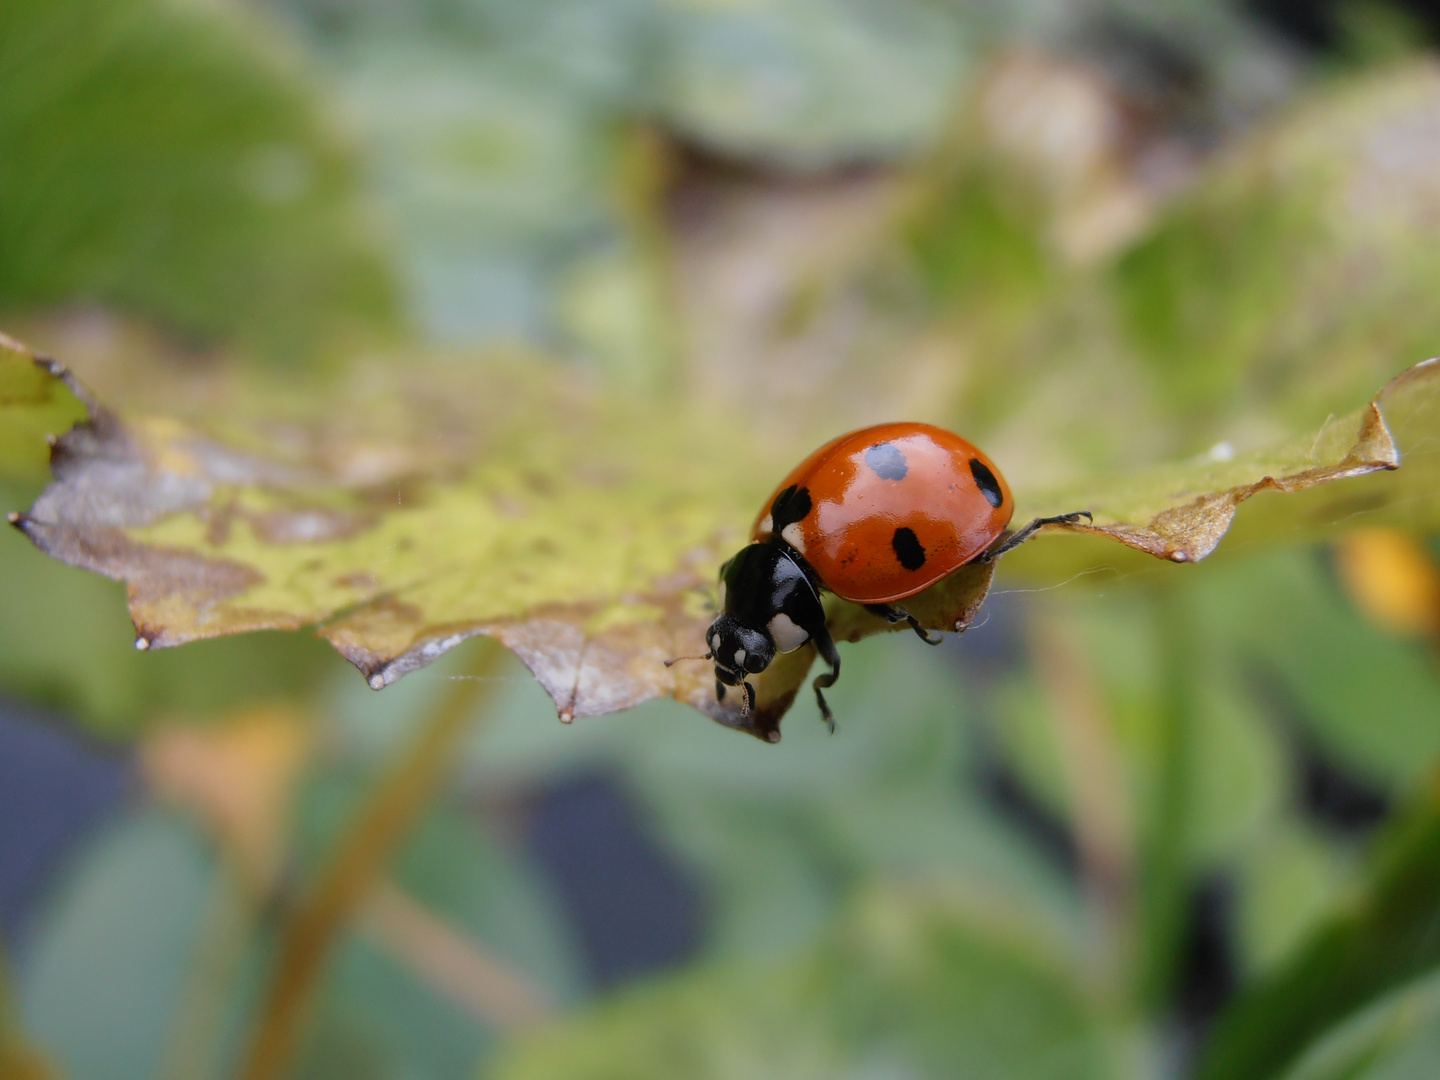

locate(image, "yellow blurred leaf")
[[1333, 527, 1440, 637], [141, 705, 312, 889]]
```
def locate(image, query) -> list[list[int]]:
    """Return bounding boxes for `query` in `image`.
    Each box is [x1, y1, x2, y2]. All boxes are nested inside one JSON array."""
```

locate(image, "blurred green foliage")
[[1115, 67, 1440, 432], [1199, 791, 1440, 1080], [0, 0, 399, 362], [21, 778, 580, 1080], [490, 885, 1121, 1080]]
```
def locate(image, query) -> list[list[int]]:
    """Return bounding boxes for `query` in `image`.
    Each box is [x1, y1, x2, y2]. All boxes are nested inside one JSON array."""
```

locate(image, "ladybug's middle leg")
[[810, 625, 841, 734], [865, 604, 942, 646]]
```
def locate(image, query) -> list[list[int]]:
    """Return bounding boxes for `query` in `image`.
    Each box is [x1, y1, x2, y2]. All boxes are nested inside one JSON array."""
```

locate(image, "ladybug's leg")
[[978, 511, 1092, 563], [810, 624, 841, 734], [902, 612, 943, 645], [715, 670, 756, 715], [864, 604, 942, 646]]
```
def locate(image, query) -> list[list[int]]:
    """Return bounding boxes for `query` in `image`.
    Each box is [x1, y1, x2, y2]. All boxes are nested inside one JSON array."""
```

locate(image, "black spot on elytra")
[[865, 442, 908, 481], [970, 458, 1004, 509], [892, 527, 926, 571], [770, 485, 813, 530]]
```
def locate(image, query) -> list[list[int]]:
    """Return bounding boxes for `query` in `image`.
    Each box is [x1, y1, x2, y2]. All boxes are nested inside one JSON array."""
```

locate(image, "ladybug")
[[692, 422, 1088, 732]]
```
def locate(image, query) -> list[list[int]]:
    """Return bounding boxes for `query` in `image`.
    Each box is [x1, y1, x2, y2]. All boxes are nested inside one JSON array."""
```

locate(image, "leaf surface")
[[0, 334, 89, 483], [1025, 361, 1437, 564], [8, 337, 1436, 739]]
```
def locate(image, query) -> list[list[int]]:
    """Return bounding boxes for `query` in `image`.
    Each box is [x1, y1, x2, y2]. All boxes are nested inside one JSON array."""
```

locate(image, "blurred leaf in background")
[[0, 0, 399, 363], [18, 791, 581, 1080], [489, 885, 1126, 1080]]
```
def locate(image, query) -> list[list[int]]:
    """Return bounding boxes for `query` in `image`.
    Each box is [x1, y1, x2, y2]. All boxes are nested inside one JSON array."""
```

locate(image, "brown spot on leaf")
[[16, 517, 274, 648], [202, 503, 235, 546], [333, 572, 380, 591], [320, 597, 451, 687], [491, 493, 529, 519], [521, 471, 557, 497]]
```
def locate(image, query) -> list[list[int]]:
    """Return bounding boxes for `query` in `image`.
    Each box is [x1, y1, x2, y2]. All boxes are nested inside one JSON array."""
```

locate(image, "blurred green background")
[[4, 1, 1440, 1079]]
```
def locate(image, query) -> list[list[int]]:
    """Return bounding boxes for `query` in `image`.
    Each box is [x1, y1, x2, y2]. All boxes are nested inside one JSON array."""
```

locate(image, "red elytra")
[[751, 422, 1014, 605], [689, 421, 1086, 737]]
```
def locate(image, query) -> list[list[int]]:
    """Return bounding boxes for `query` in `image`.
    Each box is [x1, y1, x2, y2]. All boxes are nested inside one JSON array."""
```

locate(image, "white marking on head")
[[758, 513, 773, 535], [734, 648, 747, 666], [780, 522, 805, 553], [767, 612, 809, 653]]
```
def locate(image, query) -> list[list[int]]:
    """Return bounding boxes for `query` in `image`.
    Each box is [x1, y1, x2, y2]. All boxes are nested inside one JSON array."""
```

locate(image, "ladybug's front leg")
[[714, 668, 756, 716]]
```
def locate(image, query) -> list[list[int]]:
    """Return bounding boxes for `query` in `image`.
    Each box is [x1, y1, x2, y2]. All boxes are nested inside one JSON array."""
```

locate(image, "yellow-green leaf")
[[9, 333, 1434, 741], [0, 333, 90, 483]]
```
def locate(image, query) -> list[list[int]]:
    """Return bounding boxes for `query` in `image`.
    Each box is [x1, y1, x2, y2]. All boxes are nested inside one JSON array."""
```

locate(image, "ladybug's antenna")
[[664, 651, 713, 667]]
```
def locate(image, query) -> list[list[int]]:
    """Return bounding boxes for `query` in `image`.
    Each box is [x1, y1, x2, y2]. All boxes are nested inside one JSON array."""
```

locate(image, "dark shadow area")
[[523, 772, 706, 988], [973, 742, 1080, 881], [1246, 667, 1394, 837], [1246, 0, 1440, 48], [1293, 733, 1392, 836], [1173, 876, 1238, 1069], [951, 593, 1082, 877], [0, 700, 132, 946]]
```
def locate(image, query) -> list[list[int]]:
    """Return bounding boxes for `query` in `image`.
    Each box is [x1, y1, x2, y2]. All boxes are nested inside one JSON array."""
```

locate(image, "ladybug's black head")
[[698, 541, 827, 717], [706, 613, 775, 715]]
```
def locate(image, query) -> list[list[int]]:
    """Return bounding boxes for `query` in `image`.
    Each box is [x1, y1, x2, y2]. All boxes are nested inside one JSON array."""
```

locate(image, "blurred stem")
[[0, 945, 62, 1080], [1137, 582, 1196, 1009], [357, 880, 555, 1031], [1030, 609, 1134, 993], [156, 868, 253, 1080], [236, 640, 504, 1080]]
